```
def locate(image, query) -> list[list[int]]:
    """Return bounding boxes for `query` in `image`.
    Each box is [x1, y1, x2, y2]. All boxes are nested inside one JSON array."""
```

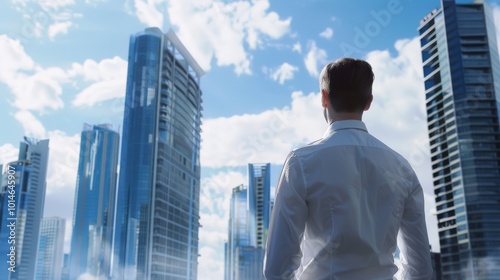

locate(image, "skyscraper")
[[225, 164, 271, 280], [0, 138, 50, 280], [431, 251, 442, 280], [225, 184, 251, 280], [113, 28, 204, 280], [35, 217, 66, 280], [61, 254, 70, 280], [419, 0, 500, 278], [248, 163, 271, 250], [69, 124, 120, 279]]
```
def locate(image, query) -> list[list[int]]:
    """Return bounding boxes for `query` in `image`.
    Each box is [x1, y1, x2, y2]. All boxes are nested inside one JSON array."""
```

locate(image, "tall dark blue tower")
[[419, 0, 500, 278]]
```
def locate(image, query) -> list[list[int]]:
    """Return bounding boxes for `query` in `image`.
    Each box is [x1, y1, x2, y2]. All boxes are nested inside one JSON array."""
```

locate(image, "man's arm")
[[264, 152, 308, 280], [397, 177, 433, 280]]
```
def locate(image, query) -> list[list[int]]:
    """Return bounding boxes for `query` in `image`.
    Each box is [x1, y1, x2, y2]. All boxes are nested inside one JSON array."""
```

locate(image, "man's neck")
[[327, 111, 363, 125]]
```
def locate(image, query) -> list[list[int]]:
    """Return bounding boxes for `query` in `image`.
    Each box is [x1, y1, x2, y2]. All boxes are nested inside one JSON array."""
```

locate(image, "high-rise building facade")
[[35, 217, 66, 280], [113, 28, 204, 280], [431, 251, 442, 280], [419, 0, 500, 278], [248, 163, 271, 250], [225, 164, 271, 280], [69, 124, 120, 279], [225, 184, 251, 280], [61, 254, 70, 280], [0, 138, 50, 280]]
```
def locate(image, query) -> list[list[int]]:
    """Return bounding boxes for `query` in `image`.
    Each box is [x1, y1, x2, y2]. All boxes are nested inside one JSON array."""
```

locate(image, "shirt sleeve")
[[264, 152, 308, 280], [397, 176, 433, 280]]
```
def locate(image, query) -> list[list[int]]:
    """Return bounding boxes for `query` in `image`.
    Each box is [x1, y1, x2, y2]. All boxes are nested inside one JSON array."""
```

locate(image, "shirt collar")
[[323, 120, 368, 138]]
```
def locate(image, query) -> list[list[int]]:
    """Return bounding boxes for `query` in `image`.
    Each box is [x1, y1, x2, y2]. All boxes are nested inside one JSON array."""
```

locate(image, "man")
[[263, 58, 433, 279]]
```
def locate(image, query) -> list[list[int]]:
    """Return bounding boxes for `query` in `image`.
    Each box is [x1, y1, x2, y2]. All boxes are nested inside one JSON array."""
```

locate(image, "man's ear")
[[364, 95, 373, 111], [321, 90, 329, 108]]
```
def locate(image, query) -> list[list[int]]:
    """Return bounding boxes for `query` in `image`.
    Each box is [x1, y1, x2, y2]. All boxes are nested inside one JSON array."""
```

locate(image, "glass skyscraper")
[[69, 124, 120, 279], [225, 184, 251, 280], [248, 163, 271, 250], [225, 164, 271, 280], [35, 217, 66, 280], [113, 28, 204, 280], [0, 138, 50, 280], [419, 0, 500, 278]]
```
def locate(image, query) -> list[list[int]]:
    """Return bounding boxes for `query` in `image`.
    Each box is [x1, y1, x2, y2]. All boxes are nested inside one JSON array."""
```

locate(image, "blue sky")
[[2, 0, 500, 279]]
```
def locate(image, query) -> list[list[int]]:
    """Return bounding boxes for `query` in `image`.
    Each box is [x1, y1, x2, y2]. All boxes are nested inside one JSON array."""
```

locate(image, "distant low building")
[[61, 253, 70, 280], [225, 164, 271, 280], [35, 217, 66, 280]]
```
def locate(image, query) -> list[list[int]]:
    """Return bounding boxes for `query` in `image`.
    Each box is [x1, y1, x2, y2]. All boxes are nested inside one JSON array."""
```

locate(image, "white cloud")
[[200, 170, 246, 216], [198, 247, 224, 280], [12, 66, 67, 112], [77, 273, 108, 280], [38, 0, 75, 11], [72, 79, 126, 107], [85, 0, 107, 5], [199, 211, 228, 247], [304, 40, 328, 77], [11, 0, 78, 39], [63, 218, 72, 253], [492, 6, 500, 56], [198, 170, 246, 280], [134, 0, 164, 28], [270, 62, 299, 84], [201, 91, 323, 168], [319, 27, 334, 39], [166, 0, 291, 75], [70, 56, 128, 107], [0, 35, 127, 110], [45, 130, 81, 193], [364, 37, 427, 156], [14, 110, 47, 139], [292, 42, 301, 53], [42, 130, 81, 254], [69, 56, 127, 82], [0, 35, 35, 83], [48, 21, 73, 39], [0, 35, 67, 112], [11, 0, 29, 5], [0, 144, 19, 169]]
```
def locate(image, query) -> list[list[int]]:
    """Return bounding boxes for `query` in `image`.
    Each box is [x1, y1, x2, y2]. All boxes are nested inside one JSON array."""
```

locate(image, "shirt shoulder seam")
[[290, 150, 308, 198]]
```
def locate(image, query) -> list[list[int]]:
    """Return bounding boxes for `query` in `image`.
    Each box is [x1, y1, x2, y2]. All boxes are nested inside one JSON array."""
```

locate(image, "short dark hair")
[[319, 58, 374, 113]]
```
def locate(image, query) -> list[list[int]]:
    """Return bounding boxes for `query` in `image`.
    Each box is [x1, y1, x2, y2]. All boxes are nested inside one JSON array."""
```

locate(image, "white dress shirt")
[[264, 120, 433, 280]]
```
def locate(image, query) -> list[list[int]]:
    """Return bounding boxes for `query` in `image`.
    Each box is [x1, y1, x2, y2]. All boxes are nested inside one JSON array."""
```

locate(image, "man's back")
[[264, 120, 433, 279]]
